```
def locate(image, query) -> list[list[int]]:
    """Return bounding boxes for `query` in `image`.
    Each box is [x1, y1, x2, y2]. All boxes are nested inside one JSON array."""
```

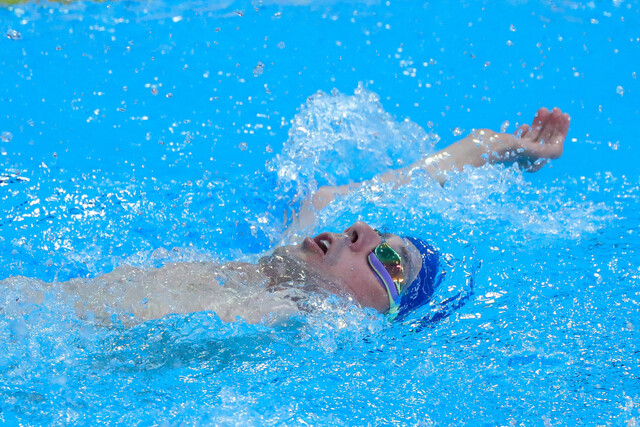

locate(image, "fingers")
[[514, 123, 530, 138], [550, 108, 570, 144], [544, 108, 570, 158], [526, 107, 569, 155], [516, 107, 570, 168], [530, 107, 550, 138], [540, 108, 560, 144]]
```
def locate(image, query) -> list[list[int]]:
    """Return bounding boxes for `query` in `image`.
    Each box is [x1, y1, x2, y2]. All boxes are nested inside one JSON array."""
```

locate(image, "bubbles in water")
[[238, 142, 248, 151], [277, 41, 285, 49], [500, 121, 510, 133], [616, 85, 624, 96], [452, 127, 463, 136], [6, 29, 21, 40], [253, 61, 265, 77], [271, 85, 437, 195], [509, 24, 516, 31], [1, 131, 12, 142], [150, 87, 159, 95], [506, 40, 514, 47]]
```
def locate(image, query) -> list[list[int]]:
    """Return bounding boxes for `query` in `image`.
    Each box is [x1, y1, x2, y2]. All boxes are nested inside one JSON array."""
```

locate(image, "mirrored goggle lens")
[[373, 243, 404, 283]]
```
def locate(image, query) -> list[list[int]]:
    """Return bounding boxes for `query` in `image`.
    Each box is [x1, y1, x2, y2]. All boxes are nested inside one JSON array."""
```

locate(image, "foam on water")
[[2, 81, 637, 424], [271, 84, 436, 198], [2, 0, 640, 423]]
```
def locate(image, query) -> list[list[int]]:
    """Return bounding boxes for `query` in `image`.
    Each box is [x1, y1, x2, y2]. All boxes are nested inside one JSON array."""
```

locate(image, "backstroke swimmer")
[[2, 107, 570, 324]]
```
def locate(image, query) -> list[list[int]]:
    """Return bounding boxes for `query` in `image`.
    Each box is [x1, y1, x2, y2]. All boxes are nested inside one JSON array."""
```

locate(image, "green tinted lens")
[[372, 229, 405, 284], [373, 243, 398, 263], [373, 243, 404, 284]]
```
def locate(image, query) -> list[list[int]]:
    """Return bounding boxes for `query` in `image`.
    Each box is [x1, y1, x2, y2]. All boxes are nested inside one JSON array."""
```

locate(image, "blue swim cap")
[[389, 236, 443, 321]]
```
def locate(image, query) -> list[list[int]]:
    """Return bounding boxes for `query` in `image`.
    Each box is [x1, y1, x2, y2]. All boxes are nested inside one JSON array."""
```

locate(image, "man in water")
[[263, 106, 569, 320], [5, 107, 570, 324]]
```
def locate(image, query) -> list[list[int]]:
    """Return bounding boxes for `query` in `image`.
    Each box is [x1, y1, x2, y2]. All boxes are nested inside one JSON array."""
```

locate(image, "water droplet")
[[277, 41, 285, 49], [509, 24, 516, 32], [452, 127, 463, 136], [633, 72, 637, 79], [234, 10, 244, 17], [151, 87, 159, 95], [215, 27, 221, 32], [500, 120, 510, 132], [166, 93, 173, 98], [238, 142, 248, 151], [616, 85, 624, 96], [265, 145, 273, 153], [506, 40, 513, 47], [6, 29, 21, 40], [253, 61, 264, 77], [1, 131, 13, 142]]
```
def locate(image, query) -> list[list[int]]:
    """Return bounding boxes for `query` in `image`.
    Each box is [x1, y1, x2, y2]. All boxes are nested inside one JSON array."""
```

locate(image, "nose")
[[344, 221, 381, 253]]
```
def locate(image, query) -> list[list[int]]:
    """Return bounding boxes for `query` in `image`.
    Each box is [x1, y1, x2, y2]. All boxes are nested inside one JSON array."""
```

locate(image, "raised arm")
[[311, 107, 570, 210]]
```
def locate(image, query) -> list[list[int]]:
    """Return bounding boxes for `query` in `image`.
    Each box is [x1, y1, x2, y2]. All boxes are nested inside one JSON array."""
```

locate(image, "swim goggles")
[[367, 230, 405, 311]]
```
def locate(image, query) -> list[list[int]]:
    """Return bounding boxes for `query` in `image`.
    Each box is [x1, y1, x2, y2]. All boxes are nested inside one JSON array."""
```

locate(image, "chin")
[[271, 244, 299, 258]]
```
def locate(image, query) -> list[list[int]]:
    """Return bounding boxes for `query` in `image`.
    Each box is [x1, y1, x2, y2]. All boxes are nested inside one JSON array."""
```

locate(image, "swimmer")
[[2, 107, 570, 324]]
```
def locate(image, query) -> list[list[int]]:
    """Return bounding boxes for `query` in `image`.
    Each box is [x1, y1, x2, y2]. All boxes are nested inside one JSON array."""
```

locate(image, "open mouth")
[[302, 232, 335, 258], [317, 240, 331, 255], [313, 233, 334, 255]]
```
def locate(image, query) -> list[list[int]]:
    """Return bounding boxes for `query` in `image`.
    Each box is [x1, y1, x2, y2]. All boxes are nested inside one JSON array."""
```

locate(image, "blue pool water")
[[1, 0, 639, 424]]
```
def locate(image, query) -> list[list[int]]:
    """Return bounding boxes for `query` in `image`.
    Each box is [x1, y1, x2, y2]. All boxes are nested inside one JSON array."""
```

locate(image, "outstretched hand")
[[306, 107, 570, 215], [501, 107, 570, 171]]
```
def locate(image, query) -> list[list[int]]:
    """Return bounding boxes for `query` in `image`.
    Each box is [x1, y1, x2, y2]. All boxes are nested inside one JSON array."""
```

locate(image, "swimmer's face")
[[273, 221, 421, 312]]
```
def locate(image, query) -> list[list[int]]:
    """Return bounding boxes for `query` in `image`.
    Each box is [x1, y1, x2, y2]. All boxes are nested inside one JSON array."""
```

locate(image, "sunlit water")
[[1, 0, 639, 424]]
